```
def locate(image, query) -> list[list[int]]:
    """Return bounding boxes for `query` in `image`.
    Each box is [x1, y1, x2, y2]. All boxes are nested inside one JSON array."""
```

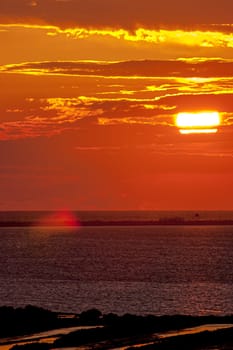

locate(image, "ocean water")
[[0, 211, 233, 316]]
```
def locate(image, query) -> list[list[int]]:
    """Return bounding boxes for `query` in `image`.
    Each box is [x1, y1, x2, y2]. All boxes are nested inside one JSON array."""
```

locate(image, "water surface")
[[0, 221, 232, 315]]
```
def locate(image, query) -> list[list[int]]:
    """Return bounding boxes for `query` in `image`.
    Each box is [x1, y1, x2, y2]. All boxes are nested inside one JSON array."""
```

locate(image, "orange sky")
[[0, 0, 233, 210]]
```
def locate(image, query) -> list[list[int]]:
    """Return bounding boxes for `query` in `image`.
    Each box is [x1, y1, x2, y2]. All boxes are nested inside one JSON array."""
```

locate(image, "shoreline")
[[0, 306, 233, 350]]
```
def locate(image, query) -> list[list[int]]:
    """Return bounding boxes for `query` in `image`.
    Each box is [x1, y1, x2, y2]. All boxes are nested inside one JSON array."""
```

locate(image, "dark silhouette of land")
[[0, 305, 69, 337], [1, 218, 233, 227], [1, 306, 233, 350]]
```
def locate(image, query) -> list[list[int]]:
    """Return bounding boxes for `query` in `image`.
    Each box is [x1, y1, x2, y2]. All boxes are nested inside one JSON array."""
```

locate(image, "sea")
[[0, 210, 233, 316]]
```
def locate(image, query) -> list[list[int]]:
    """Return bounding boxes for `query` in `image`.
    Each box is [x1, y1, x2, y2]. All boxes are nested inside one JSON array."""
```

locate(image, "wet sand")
[[1, 323, 232, 350], [115, 324, 233, 349], [0, 326, 103, 350]]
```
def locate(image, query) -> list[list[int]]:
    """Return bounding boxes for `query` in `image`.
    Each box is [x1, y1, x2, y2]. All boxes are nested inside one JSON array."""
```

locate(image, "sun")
[[176, 111, 221, 134]]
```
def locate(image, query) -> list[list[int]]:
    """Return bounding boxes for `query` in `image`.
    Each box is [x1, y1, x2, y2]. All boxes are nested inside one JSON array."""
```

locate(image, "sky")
[[0, 0, 233, 210]]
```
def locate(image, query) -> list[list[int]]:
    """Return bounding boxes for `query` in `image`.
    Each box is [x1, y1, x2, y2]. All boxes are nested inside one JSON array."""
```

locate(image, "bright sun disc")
[[176, 111, 220, 134]]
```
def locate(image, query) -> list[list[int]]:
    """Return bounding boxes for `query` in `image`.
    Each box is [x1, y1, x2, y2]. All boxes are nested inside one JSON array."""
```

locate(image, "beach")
[[0, 306, 233, 350]]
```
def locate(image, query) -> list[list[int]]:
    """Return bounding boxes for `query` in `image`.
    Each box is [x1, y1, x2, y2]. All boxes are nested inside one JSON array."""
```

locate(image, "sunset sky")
[[1, 0, 233, 210]]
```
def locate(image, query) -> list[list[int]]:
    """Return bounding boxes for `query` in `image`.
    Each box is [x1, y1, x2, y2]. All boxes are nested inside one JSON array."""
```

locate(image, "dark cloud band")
[[2, 59, 233, 78], [0, 0, 233, 30]]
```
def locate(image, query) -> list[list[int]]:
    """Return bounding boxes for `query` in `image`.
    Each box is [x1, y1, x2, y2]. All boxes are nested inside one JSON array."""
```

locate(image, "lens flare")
[[37, 210, 80, 228]]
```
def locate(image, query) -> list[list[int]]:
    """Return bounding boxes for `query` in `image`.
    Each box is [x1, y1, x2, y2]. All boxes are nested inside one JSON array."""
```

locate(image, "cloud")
[[2, 58, 233, 78], [1, 24, 232, 65], [0, 92, 174, 140], [1, 90, 233, 141], [156, 92, 233, 115], [1, 24, 233, 49], [0, 59, 232, 141], [45, 27, 233, 49], [1, 1, 233, 211], [0, 0, 233, 30]]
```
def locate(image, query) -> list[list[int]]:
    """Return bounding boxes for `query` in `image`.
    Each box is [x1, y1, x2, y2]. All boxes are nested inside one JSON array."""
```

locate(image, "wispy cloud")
[[1, 24, 232, 64], [1, 58, 233, 77], [0, 59, 233, 140]]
